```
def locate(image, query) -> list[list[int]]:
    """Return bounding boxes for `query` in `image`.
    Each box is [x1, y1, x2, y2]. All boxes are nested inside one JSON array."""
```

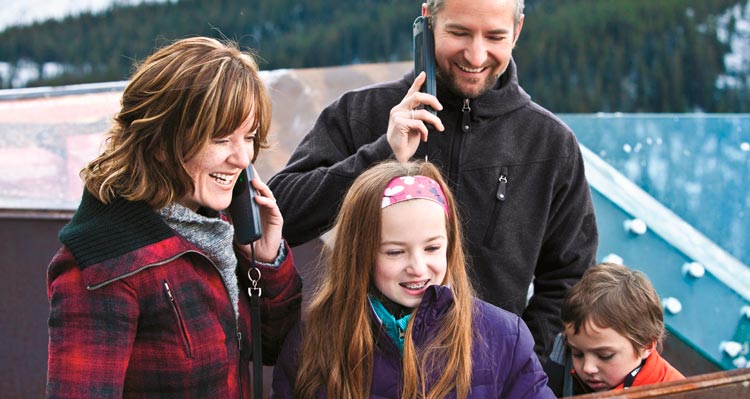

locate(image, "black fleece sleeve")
[[267, 93, 395, 246], [523, 138, 599, 360]]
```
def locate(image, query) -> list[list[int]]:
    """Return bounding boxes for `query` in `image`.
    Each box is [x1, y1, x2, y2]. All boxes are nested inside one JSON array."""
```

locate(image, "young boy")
[[544, 262, 684, 396]]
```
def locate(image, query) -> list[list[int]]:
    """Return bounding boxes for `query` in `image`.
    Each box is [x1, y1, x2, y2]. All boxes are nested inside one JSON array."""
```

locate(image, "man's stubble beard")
[[436, 66, 500, 100]]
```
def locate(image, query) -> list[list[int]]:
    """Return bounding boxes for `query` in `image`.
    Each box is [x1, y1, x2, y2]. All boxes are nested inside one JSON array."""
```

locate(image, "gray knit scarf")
[[158, 203, 239, 318]]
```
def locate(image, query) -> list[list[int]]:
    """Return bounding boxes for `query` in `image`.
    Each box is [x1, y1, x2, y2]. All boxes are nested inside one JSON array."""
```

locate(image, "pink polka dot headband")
[[381, 175, 449, 215]]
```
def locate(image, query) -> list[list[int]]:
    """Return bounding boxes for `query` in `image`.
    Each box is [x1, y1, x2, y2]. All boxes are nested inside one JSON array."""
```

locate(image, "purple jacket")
[[271, 285, 555, 398]]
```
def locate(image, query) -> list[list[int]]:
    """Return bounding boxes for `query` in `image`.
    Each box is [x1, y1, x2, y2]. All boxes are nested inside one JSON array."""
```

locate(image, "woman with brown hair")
[[46, 37, 301, 398]]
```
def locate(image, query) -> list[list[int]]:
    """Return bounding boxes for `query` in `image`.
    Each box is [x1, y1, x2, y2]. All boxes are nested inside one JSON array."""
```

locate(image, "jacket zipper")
[[448, 99, 471, 184], [483, 167, 508, 246], [86, 249, 204, 290], [238, 331, 244, 399], [461, 98, 471, 133], [162, 280, 193, 358], [496, 169, 508, 201], [197, 254, 247, 398]]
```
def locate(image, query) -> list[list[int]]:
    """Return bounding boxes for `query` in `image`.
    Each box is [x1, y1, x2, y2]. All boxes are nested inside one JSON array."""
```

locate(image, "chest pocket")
[[162, 279, 194, 359]]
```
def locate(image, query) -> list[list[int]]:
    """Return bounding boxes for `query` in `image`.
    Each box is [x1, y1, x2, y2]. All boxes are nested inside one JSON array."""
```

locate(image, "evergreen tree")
[[0, 0, 747, 112]]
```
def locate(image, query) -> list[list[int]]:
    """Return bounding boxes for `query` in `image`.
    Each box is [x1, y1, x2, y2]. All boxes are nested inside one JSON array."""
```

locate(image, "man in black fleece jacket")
[[268, 0, 598, 361]]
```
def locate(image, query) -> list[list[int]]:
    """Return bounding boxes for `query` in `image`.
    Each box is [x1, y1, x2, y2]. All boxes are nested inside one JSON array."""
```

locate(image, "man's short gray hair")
[[425, 0, 525, 29]]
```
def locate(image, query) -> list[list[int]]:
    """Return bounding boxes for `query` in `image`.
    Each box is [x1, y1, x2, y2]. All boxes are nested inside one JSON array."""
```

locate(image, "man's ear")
[[514, 14, 525, 45], [422, 3, 429, 17]]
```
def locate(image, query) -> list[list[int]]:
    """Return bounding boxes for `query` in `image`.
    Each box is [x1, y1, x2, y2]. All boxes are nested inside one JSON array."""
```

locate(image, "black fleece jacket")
[[268, 59, 598, 359]]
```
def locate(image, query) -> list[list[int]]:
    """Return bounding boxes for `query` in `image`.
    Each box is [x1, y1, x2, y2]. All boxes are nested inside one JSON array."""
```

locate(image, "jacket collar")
[[404, 57, 532, 119], [613, 350, 680, 390], [370, 285, 455, 351], [571, 350, 679, 393], [411, 285, 455, 344], [59, 191, 195, 289]]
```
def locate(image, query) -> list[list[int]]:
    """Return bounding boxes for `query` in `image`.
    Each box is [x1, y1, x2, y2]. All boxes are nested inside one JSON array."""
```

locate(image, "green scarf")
[[369, 294, 412, 354]]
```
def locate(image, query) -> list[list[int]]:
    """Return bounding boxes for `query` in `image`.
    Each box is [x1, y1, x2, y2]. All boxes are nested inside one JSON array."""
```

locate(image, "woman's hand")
[[236, 165, 283, 263], [386, 71, 444, 163]]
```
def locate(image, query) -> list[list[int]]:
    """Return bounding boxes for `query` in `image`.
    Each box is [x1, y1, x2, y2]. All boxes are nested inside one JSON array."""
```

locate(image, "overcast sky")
[[0, 0, 159, 32]]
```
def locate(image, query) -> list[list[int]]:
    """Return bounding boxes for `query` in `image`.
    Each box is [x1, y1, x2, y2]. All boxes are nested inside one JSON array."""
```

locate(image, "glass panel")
[[564, 113, 750, 266]]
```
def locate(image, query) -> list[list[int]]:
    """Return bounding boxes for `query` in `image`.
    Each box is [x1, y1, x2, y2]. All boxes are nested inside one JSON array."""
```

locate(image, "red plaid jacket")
[[46, 193, 302, 398]]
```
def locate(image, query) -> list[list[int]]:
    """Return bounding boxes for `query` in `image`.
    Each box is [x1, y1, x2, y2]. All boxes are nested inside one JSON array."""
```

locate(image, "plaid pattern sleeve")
[[47, 248, 138, 398]]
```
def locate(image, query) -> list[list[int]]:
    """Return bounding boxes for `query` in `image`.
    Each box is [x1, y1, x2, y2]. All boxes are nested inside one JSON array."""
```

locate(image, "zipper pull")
[[461, 98, 471, 132], [496, 168, 508, 201], [237, 331, 242, 351], [163, 280, 174, 302]]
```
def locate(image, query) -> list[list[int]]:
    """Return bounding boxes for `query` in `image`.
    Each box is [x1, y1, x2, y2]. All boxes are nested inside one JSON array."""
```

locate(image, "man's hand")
[[386, 71, 444, 162]]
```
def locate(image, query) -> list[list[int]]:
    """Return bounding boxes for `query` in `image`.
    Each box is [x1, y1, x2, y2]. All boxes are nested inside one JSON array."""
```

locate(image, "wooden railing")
[[571, 368, 750, 399]]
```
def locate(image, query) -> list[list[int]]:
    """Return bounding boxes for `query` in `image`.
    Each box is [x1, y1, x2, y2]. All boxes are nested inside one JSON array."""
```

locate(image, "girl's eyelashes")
[[384, 249, 404, 257]]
